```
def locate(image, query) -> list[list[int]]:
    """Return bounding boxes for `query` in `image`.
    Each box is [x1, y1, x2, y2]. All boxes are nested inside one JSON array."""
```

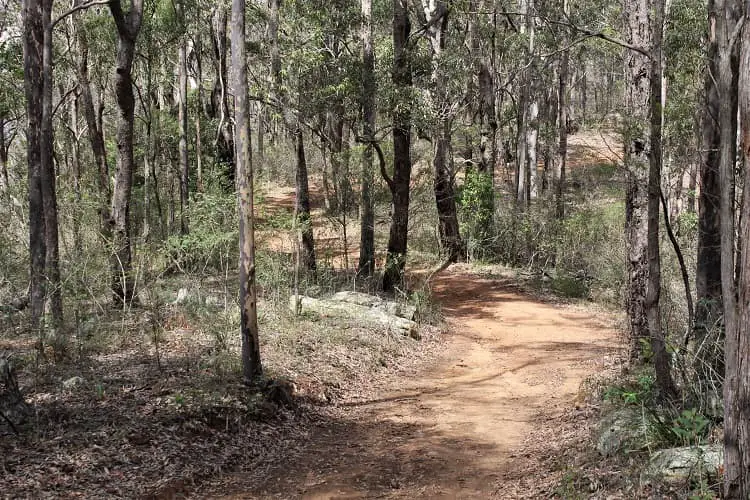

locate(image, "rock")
[[647, 445, 722, 484], [62, 376, 85, 390], [290, 295, 418, 338], [331, 291, 417, 321], [331, 291, 381, 307], [595, 407, 644, 457]]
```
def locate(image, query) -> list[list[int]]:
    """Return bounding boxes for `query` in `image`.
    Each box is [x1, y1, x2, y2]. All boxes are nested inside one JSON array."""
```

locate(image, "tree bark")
[[178, 38, 189, 235], [623, 0, 651, 361], [22, 0, 47, 331], [109, 0, 144, 306], [212, 6, 234, 184], [645, 0, 677, 398], [358, 0, 376, 277], [295, 127, 317, 272], [74, 16, 111, 238], [694, 0, 739, 383], [724, 1, 747, 496], [40, 0, 62, 329], [554, 0, 569, 220], [231, 0, 263, 382], [419, 0, 463, 262], [383, 0, 412, 292]]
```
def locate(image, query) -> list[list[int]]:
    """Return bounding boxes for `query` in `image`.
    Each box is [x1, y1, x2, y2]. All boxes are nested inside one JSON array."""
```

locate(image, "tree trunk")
[[527, 100, 539, 202], [419, 0, 463, 262], [294, 128, 317, 272], [724, 0, 746, 496], [358, 0, 376, 277], [74, 17, 111, 238], [694, 0, 738, 383], [383, 0, 412, 292], [554, 0, 569, 220], [178, 38, 189, 235], [623, 0, 651, 361], [0, 119, 8, 198], [645, 0, 677, 398], [212, 7, 234, 184], [109, 0, 144, 306], [231, 0, 263, 382], [40, 1, 62, 329], [22, 0, 47, 331]]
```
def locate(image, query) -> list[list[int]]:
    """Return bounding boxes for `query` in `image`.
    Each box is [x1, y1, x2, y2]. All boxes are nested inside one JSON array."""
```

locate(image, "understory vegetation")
[[3, 0, 750, 496]]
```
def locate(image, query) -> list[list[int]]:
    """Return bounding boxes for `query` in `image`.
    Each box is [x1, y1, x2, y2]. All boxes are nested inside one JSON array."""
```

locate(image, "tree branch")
[[355, 135, 394, 190], [51, 0, 110, 29]]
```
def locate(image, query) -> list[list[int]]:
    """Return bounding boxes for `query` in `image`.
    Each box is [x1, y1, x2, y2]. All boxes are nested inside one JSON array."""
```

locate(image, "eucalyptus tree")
[[358, 0, 376, 277], [694, 0, 742, 382], [723, 0, 747, 494], [382, 0, 412, 292], [177, 0, 189, 235], [21, 0, 48, 329], [268, 0, 317, 273], [416, 0, 464, 262], [232, 0, 262, 381], [622, 0, 651, 360], [108, 0, 144, 305], [644, 0, 677, 397], [71, 12, 111, 239]]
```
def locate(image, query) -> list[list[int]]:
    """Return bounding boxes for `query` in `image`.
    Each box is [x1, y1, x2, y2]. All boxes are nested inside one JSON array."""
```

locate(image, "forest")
[[1, 0, 750, 497]]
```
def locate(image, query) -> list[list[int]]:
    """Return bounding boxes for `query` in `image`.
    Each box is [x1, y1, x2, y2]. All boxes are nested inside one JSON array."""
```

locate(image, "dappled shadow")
[[202, 410, 512, 499], [1, 349, 304, 498]]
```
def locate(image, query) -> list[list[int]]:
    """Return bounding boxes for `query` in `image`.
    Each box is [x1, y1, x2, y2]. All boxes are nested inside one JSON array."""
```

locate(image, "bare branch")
[[51, 0, 110, 29]]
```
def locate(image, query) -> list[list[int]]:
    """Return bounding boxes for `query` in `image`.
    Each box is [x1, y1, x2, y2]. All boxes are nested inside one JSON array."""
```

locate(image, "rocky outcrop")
[[290, 292, 419, 339]]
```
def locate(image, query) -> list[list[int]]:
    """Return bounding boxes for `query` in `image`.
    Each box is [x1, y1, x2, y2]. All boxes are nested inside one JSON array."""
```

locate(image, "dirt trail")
[[219, 268, 619, 499]]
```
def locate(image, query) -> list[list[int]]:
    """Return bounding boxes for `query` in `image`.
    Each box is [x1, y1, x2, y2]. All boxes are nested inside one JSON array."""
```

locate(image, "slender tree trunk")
[[256, 102, 265, 164], [74, 18, 111, 238], [178, 39, 189, 235], [645, 0, 677, 398], [68, 92, 83, 256], [623, 0, 651, 360], [358, 0, 376, 277], [694, 0, 737, 382], [515, 0, 532, 209], [109, 0, 144, 306], [419, 0, 463, 261], [0, 119, 8, 198], [231, 0, 262, 382], [383, 0, 412, 292], [554, 0, 569, 220], [213, 7, 234, 183], [40, 1, 62, 329], [22, 0, 47, 331], [527, 100, 539, 202], [295, 127, 316, 272]]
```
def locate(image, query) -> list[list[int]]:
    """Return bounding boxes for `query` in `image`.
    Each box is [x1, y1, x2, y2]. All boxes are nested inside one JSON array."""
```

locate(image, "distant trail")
[[214, 267, 619, 499]]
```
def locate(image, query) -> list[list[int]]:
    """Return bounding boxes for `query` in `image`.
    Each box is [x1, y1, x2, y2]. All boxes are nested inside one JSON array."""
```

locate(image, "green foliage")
[[163, 190, 237, 273], [670, 409, 710, 446], [604, 374, 655, 405], [458, 170, 494, 261]]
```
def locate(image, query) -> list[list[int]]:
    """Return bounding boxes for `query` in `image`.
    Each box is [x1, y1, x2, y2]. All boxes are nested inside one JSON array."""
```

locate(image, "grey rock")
[[647, 445, 722, 484], [290, 294, 418, 338], [596, 407, 645, 457], [62, 376, 85, 390]]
